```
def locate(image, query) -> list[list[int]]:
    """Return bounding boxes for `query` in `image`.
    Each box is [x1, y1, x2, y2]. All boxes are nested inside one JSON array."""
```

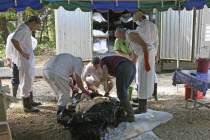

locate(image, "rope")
[[68, 0, 70, 4], [138, 0, 140, 9], [161, 0, 164, 8], [116, 0, 118, 7], [40, 0, 42, 3], [91, 0, 93, 5]]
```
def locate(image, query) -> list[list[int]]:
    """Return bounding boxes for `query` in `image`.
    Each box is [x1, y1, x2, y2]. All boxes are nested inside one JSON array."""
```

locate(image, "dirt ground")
[[2, 60, 210, 140]]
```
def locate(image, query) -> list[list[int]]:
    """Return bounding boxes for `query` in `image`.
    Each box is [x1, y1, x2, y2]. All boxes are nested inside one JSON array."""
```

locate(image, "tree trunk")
[[0, 17, 9, 44], [17, 12, 23, 25]]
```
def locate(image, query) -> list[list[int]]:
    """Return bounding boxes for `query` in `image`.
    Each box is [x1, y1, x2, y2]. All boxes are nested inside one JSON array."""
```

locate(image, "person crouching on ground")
[[82, 57, 114, 96], [42, 53, 90, 117]]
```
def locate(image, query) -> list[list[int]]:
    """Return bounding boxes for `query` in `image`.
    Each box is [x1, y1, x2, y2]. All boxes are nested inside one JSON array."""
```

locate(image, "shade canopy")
[[42, 0, 202, 12], [0, 0, 43, 12], [0, 0, 209, 13]]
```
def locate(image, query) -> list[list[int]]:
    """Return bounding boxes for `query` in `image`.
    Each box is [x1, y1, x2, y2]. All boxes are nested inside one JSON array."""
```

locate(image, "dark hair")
[[116, 25, 126, 31], [91, 57, 100, 65], [142, 15, 147, 20], [25, 16, 41, 24]]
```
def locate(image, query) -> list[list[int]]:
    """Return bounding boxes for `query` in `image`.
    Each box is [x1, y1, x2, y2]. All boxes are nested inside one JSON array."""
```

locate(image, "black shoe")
[[153, 95, 158, 101], [104, 92, 110, 97], [131, 104, 138, 107], [132, 98, 138, 103]]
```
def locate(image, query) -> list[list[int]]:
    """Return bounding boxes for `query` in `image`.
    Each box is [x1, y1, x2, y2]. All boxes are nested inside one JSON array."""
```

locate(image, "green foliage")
[[34, 40, 56, 56], [7, 21, 16, 33], [0, 43, 5, 58], [0, 9, 16, 18], [0, 7, 56, 57]]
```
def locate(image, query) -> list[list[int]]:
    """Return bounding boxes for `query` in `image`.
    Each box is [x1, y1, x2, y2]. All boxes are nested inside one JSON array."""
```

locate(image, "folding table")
[[172, 70, 210, 122]]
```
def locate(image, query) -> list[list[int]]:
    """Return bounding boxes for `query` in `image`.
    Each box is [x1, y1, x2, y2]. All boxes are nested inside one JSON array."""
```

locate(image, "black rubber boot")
[[152, 83, 158, 100], [120, 98, 135, 122], [22, 97, 39, 112], [12, 84, 19, 97], [57, 106, 66, 123], [30, 91, 42, 106], [134, 99, 147, 114], [57, 106, 66, 116]]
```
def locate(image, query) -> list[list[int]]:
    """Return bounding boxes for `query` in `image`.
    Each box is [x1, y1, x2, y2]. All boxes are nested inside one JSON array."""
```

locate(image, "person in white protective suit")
[[132, 11, 159, 103], [11, 16, 41, 113], [6, 32, 41, 106], [82, 57, 114, 96], [42, 53, 90, 117], [115, 12, 158, 113]]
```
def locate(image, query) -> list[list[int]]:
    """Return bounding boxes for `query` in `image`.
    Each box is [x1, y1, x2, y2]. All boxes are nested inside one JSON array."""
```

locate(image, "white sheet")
[[102, 109, 173, 140]]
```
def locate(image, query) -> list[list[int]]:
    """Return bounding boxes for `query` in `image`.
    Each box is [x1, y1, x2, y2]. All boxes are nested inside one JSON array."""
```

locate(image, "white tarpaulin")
[[102, 109, 173, 140]]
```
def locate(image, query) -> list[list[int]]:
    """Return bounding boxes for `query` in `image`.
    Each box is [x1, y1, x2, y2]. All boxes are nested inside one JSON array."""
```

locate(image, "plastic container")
[[128, 86, 134, 101], [197, 91, 204, 99], [196, 59, 209, 73], [184, 85, 203, 100]]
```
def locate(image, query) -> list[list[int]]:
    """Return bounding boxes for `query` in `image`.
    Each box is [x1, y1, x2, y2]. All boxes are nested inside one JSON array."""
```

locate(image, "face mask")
[[135, 21, 141, 26]]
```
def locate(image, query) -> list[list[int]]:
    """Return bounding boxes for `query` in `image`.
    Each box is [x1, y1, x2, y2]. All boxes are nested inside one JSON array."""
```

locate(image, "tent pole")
[[177, 1, 181, 69], [176, 1, 181, 92], [108, 10, 110, 53]]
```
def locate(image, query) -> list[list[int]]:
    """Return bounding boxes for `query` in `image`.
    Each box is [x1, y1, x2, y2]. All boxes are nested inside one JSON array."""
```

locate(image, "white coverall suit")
[[11, 23, 35, 98], [6, 32, 37, 60], [6, 32, 38, 69], [82, 62, 104, 87], [126, 19, 158, 99], [42, 53, 83, 106]]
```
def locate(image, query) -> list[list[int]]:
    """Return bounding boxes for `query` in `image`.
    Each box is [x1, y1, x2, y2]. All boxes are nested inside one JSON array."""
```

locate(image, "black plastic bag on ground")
[[90, 92, 103, 99], [58, 97, 125, 139]]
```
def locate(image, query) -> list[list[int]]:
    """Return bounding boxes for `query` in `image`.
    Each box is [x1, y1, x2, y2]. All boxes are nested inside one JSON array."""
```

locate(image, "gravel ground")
[[2, 72, 210, 140]]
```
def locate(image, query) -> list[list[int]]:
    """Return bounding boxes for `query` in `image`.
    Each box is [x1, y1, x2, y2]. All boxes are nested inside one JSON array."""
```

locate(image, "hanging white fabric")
[[68, 0, 70, 4], [14, 0, 17, 6], [40, 0, 42, 3]]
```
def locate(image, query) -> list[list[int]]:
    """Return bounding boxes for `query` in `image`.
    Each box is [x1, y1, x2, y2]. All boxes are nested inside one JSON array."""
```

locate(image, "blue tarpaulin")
[[91, 1, 137, 12], [0, 0, 208, 13], [0, 0, 43, 12], [181, 0, 206, 10]]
